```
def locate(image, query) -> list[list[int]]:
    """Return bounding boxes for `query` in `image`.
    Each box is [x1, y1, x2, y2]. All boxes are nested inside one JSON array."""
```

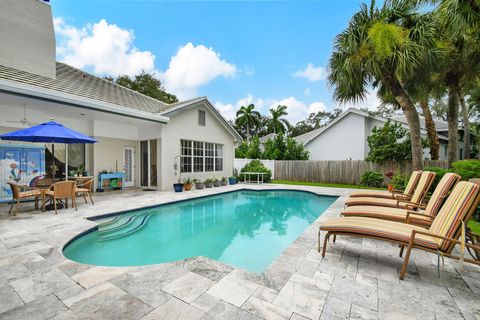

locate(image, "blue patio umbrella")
[[0, 120, 97, 177]]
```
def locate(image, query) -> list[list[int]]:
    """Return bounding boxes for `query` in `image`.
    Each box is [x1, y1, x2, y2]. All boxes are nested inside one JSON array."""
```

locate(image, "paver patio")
[[0, 184, 479, 320]]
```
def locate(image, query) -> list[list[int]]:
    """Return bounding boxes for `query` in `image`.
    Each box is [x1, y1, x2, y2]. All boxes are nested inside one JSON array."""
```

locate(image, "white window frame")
[[180, 140, 223, 173]]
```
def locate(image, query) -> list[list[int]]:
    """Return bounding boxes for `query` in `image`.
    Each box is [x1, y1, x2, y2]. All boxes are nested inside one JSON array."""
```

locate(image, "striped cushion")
[[341, 205, 432, 226], [428, 181, 480, 251], [424, 173, 461, 218], [320, 217, 438, 249], [345, 197, 399, 208], [19, 190, 41, 197], [410, 171, 437, 203], [349, 190, 395, 199], [404, 170, 422, 196]]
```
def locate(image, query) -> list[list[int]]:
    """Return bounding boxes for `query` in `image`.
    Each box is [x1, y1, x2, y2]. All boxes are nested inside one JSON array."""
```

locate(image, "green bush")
[[360, 171, 384, 188], [240, 159, 272, 182], [451, 160, 480, 181], [392, 172, 408, 190], [424, 166, 451, 191]]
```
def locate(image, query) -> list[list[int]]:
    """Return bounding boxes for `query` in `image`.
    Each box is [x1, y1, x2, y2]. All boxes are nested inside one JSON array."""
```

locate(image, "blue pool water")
[[63, 190, 337, 272]]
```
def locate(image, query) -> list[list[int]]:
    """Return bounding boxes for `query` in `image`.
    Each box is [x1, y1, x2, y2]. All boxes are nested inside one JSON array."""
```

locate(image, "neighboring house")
[[292, 108, 471, 161], [0, 0, 241, 193]]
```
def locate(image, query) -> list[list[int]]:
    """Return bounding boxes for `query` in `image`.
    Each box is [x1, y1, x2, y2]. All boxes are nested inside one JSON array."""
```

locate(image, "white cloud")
[[293, 63, 327, 82], [215, 94, 265, 121], [336, 88, 382, 111], [268, 97, 326, 124], [54, 18, 156, 76], [161, 42, 237, 99], [214, 102, 236, 121]]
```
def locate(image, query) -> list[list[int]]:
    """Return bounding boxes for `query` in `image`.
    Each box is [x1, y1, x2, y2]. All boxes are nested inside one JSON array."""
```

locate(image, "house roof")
[[392, 115, 449, 131], [258, 133, 277, 143], [0, 62, 172, 114], [293, 108, 449, 146]]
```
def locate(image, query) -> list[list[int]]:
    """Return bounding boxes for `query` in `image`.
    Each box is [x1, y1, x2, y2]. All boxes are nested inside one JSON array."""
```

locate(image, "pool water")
[[63, 190, 337, 272]]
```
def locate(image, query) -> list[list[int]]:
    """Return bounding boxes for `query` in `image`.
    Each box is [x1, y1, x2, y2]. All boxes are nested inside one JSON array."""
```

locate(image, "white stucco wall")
[[159, 104, 235, 190], [0, 0, 56, 78], [306, 112, 367, 160]]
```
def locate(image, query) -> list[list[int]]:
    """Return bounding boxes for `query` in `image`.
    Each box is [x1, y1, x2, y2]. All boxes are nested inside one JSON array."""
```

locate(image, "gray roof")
[[259, 133, 277, 143], [0, 62, 176, 114], [392, 115, 449, 131], [293, 129, 322, 145]]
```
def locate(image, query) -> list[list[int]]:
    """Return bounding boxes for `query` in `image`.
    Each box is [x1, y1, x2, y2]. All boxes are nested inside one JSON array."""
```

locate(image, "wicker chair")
[[46, 181, 77, 214], [76, 178, 94, 205], [7, 182, 42, 215]]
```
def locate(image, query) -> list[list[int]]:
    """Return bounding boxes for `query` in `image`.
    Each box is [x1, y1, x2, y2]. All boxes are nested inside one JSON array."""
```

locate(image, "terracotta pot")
[[387, 184, 394, 192], [184, 183, 192, 191]]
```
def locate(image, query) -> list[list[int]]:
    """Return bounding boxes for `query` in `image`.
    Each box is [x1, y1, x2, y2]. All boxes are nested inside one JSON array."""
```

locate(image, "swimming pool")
[[63, 189, 337, 272]]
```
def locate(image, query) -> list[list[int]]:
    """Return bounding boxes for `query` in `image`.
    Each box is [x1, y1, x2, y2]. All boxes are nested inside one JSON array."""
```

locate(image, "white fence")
[[234, 158, 275, 179]]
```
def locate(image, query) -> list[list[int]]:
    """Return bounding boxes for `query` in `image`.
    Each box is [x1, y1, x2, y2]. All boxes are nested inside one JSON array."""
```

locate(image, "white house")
[[0, 0, 241, 194], [292, 108, 462, 161]]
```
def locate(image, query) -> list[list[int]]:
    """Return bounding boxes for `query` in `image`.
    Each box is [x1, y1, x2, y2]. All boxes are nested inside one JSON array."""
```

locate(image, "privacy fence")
[[274, 160, 449, 185]]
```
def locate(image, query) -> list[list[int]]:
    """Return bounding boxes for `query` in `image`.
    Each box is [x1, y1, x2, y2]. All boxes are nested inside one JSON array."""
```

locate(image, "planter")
[[387, 184, 394, 192], [195, 182, 205, 189], [205, 182, 213, 188], [184, 183, 193, 191], [229, 177, 237, 185], [173, 183, 184, 192], [220, 180, 228, 186], [213, 181, 221, 187]]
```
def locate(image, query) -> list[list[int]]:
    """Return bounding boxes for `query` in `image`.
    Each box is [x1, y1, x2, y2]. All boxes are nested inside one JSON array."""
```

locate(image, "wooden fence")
[[274, 160, 449, 185]]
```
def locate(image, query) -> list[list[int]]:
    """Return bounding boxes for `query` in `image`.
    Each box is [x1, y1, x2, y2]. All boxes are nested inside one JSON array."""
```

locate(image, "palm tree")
[[235, 104, 261, 141], [328, 0, 439, 170], [269, 105, 290, 134]]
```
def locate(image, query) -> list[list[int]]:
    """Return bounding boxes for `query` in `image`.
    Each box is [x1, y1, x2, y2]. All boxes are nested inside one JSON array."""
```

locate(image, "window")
[[180, 140, 223, 173], [205, 143, 214, 172], [180, 140, 192, 172], [198, 110, 206, 126], [193, 141, 204, 172], [215, 144, 223, 171]]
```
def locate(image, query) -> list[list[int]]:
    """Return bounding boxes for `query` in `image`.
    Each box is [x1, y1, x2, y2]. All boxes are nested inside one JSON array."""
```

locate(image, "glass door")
[[140, 140, 158, 188], [123, 147, 135, 187]]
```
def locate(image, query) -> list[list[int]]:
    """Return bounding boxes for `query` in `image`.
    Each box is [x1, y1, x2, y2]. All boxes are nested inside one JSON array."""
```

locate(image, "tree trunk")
[[246, 122, 250, 142], [446, 72, 459, 166], [459, 89, 470, 159], [382, 72, 424, 170], [420, 98, 439, 160]]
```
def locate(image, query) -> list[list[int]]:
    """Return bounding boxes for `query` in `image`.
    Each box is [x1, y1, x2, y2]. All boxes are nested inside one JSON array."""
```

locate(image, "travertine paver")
[[0, 184, 479, 320]]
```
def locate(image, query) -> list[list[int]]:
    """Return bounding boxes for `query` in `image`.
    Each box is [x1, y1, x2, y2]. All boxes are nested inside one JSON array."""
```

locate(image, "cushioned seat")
[[349, 170, 422, 199]]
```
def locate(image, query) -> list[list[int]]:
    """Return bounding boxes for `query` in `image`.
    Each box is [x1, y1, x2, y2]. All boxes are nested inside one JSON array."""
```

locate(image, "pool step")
[[98, 212, 152, 241], [97, 216, 121, 229]]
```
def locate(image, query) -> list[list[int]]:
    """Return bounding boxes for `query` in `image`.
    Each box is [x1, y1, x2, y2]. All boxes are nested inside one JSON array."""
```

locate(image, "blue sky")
[[52, 0, 378, 123]]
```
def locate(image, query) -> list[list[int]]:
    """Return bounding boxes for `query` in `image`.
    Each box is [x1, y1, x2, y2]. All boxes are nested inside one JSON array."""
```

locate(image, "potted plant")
[[220, 177, 228, 186], [194, 179, 204, 189], [228, 176, 237, 185], [204, 178, 213, 188], [384, 170, 394, 192], [76, 165, 85, 177], [183, 177, 193, 191], [213, 178, 221, 187], [173, 178, 184, 192]]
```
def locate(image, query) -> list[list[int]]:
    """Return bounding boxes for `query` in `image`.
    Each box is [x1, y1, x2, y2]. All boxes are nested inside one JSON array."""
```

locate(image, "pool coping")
[[59, 184, 353, 282]]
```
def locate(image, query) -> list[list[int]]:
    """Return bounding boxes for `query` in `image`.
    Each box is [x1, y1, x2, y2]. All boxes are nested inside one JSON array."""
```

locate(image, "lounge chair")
[[75, 178, 94, 205], [7, 181, 42, 215], [341, 173, 461, 226], [349, 170, 422, 199], [344, 171, 436, 208], [319, 181, 480, 279], [46, 181, 77, 214]]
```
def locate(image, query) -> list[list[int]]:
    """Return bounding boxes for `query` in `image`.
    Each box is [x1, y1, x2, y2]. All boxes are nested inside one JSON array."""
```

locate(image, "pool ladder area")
[[97, 212, 152, 241]]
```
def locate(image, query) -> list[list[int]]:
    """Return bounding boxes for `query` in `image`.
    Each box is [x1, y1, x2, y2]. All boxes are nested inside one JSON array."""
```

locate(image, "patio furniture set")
[[319, 170, 480, 279]]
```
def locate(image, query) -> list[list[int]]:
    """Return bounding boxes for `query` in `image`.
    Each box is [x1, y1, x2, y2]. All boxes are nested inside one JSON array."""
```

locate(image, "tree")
[[263, 133, 309, 160], [269, 105, 290, 134], [290, 109, 342, 137], [366, 120, 414, 162], [328, 0, 439, 170], [235, 104, 261, 141], [106, 71, 178, 104]]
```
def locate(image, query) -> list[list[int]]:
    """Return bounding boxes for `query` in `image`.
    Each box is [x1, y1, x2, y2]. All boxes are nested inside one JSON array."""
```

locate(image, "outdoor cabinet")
[[0, 144, 46, 203]]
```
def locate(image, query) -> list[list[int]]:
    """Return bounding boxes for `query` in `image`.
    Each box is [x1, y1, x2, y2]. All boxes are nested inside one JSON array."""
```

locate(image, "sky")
[[52, 0, 381, 124]]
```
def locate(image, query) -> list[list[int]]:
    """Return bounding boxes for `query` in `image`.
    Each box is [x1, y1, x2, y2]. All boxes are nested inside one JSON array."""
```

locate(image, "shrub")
[[451, 160, 480, 181], [392, 172, 408, 190], [240, 159, 272, 182], [424, 166, 452, 191], [360, 171, 384, 188]]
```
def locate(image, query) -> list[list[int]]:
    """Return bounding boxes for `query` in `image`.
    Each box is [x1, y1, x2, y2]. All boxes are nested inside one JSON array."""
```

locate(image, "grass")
[[468, 219, 480, 234], [271, 180, 385, 190]]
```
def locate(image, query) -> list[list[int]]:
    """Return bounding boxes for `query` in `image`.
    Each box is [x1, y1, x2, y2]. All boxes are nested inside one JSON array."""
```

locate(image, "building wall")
[[159, 104, 235, 190], [0, 0, 56, 78], [306, 112, 366, 160]]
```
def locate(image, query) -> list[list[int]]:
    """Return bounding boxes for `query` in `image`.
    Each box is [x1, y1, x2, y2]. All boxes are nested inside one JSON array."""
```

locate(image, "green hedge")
[[240, 160, 272, 182], [360, 171, 384, 188]]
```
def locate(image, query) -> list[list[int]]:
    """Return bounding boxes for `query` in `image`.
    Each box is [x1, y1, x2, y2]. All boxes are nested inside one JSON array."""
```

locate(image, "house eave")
[[0, 78, 170, 124]]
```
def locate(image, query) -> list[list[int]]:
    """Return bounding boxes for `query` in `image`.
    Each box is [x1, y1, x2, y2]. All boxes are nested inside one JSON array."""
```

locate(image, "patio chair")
[[318, 181, 480, 280], [46, 181, 77, 214], [344, 171, 436, 208], [349, 170, 422, 199], [7, 181, 42, 215], [341, 173, 461, 227], [75, 178, 94, 205]]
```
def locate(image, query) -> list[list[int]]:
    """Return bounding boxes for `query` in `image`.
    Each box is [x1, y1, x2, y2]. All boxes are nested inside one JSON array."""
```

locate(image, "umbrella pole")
[[52, 143, 55, 180]]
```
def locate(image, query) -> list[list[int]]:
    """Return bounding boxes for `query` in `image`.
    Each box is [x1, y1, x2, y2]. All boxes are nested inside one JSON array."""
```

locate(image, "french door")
[[140, 140, 157, 188], [123, 147, 135, 187]]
